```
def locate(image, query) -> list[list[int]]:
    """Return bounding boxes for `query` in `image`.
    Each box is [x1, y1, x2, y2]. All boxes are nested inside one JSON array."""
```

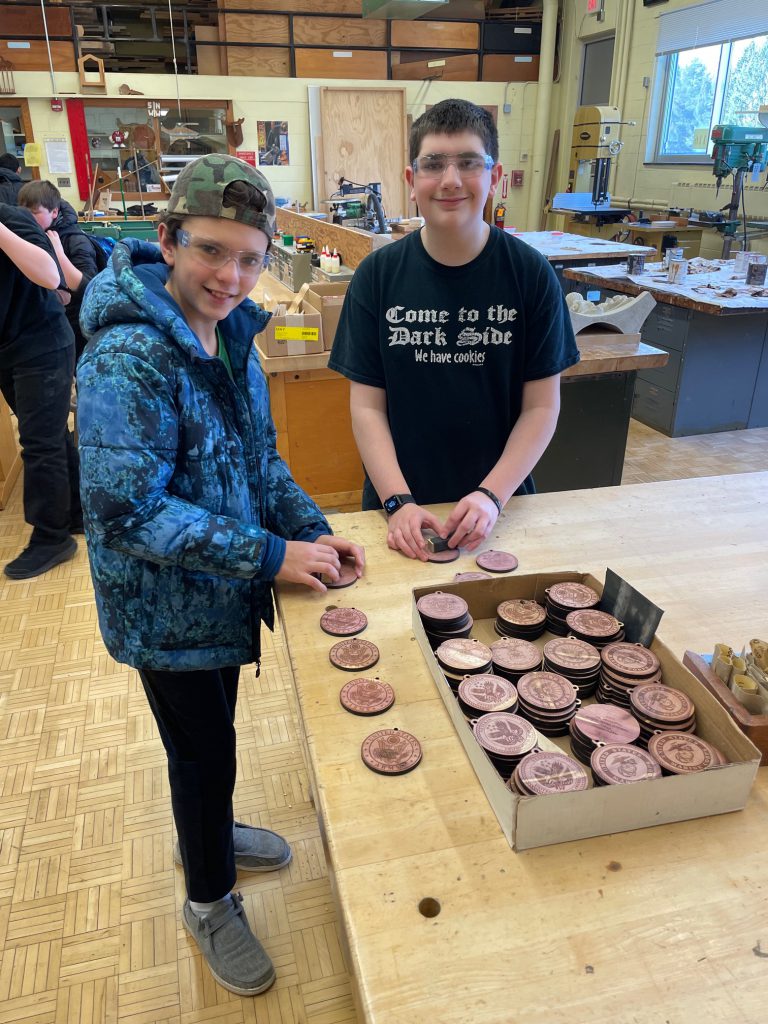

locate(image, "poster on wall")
[[257, 121, 289, 166]]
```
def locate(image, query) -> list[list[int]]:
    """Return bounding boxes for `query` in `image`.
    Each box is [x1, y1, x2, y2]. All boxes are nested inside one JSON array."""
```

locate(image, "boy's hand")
[[386, 503, 446, 561], [314, 534, 365, 577], [276, 540, 342, 593], [444, 492, 499, 552], [46, 229, 64, 255]]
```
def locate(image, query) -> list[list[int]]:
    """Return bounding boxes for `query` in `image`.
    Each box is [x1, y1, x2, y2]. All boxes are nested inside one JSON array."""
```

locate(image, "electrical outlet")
[[503, 103, 512, 114], [642, 75, 650, 88], [520, 152, 528, 161]]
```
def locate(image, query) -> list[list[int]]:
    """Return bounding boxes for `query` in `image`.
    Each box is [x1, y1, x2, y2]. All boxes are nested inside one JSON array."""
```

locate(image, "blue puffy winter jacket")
[[77, 238, 329, 671]]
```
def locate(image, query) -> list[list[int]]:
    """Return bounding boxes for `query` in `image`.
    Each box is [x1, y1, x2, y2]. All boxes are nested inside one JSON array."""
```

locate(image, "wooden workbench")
[[564, 264, 768, 437], [276, 472, 768, 1024], [512, 230, 655, 263], [561, 217, 705, 260], [254, 331, 668, 505]]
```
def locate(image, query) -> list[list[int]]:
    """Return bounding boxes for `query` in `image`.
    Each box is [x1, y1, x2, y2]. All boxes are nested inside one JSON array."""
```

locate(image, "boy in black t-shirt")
[[329, 98, 579, 561], [0, 203, 80, 579]]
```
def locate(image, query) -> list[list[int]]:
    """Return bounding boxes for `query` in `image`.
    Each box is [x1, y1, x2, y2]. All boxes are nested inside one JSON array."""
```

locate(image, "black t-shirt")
[[329, 226, 579, 506], [0, 203, 73, 369]]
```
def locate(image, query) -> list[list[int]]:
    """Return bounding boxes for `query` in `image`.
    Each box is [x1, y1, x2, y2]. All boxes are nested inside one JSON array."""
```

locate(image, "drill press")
[[709, 124, 768, 257]]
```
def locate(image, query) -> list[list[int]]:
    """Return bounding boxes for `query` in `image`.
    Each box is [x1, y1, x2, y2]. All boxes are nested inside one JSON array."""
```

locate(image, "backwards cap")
[[166, 154, 275, 237]]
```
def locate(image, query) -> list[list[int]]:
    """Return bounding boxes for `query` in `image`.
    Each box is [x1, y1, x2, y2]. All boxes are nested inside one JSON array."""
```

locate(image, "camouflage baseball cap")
[[167, 154, 275, 237]]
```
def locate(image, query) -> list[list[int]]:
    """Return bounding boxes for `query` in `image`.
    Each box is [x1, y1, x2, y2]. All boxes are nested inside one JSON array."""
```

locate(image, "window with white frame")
[[649, 2, 768, 163]]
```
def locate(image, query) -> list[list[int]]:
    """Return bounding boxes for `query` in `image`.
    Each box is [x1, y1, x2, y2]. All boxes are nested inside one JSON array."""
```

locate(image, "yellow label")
[[22, 142, 43, 167], [274, 326, 319, 341]]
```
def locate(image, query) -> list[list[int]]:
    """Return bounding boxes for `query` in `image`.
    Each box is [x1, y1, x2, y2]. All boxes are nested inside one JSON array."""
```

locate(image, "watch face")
[[384, 497, 399, 514]]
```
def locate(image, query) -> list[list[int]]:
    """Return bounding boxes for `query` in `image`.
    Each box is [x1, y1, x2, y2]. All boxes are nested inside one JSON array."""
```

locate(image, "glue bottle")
[[330, 248, 340, 274], [321, 246, 330, 273]]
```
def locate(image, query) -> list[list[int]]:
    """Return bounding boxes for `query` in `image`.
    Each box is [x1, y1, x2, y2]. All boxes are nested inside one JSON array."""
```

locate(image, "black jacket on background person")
[[50, 200, 100, 359], [0, 166, 23, 205], [0, 203, 73, 368]]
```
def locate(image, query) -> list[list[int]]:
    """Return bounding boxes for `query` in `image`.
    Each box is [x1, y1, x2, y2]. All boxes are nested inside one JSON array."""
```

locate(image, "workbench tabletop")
[[512, 231, 655, 261], [276, 473, 768, 1024]]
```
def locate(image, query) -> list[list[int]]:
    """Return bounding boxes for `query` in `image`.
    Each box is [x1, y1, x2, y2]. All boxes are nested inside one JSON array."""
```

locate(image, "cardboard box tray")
[[412, 571, 761, 851]]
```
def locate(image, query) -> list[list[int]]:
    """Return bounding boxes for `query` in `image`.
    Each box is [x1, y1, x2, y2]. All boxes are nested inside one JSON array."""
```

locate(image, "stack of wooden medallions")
[[589, 743, 662, 786], [568, 704, 641, 765], [489, 636, 542, 684], [647, 731, 728, 774], [471, 711, 538, 780], [542, 636, 601, 698], [544, 581, 600, 636], [629, 683, 696, 748], [508, 749, 589, 796], [495, 598, 547, 640], [596, 641, 662, 707], [416, 592, 473, 649], [457, 674, 518, 720], [565, 608, 624, 649], [435, 637, 493, 690], [514, 671, 580, 737]]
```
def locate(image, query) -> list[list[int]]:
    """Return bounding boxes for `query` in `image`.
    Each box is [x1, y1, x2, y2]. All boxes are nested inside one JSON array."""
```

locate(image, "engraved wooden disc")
[[543, 637, 601, 672], [475, 550, 519, 573], [590, 743, 662, 784], [320, 557, 359, 589], [497, 599, 546, 627], [565, 608, 621, 637], [361, 729, 422, 775], [516, 671, 577, 711], [546, 582, 600, 609], [320, 607, 368, 637], [427, 547, 460, 563], [490, 637, 542, 673], [516, 751, 589, 794], [473, 712, 537, 757], [329, 637, 380, 672], [601, 642, 660, 677], [436, 638, 492, 672], [457, 675, 518, 713], [340, 677, 395, 716], [648, 732, 725, 773], [630, 684, 694, 723], [416, 592, 469, 623], [571, 705, 640, 745], [454, 571, 492, 582]]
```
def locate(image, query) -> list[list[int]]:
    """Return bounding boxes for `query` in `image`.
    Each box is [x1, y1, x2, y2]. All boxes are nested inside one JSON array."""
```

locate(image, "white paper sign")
[[45, 138, 71, 175]]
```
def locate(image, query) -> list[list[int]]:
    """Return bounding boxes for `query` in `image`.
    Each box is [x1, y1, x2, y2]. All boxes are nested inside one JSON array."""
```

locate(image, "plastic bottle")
[[321, 246, 330, 273], [330, 248, 340, 274]]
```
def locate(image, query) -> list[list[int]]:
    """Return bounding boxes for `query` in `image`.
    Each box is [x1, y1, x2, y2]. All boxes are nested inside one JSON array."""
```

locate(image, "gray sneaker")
[[173, 822, 292, 873], [182, 892, 276, 996]]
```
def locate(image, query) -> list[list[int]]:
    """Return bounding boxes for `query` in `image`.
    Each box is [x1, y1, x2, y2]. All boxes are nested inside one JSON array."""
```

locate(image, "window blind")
[[655, 0, 768, 55]]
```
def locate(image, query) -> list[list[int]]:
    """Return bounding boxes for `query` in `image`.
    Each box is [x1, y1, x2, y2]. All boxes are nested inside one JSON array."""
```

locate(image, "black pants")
[[0, 345, 80, 545], [138, 665, 240, 902]]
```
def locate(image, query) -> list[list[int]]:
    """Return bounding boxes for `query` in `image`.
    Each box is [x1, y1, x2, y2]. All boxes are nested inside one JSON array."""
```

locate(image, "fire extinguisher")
[[494, 202, 506, 229]]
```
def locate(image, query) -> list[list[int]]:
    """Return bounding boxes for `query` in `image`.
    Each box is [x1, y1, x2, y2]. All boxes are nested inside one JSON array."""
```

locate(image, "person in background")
[[18, 180, 101, 361], [76, 154, 365, 997], [330, 98, 579, 560], [0, 153, 23, 204], [0, 202, 80, 578]]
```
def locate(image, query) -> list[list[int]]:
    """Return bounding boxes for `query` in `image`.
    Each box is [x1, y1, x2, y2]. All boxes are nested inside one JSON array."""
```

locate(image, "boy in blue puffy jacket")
[[77, 155, 364, 997]]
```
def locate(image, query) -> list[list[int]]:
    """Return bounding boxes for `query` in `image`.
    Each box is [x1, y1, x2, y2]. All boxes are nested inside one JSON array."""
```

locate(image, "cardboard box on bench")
[[262, 306, 324, 358], [303, 282, 348, 351], [412, 570, 761, 852]]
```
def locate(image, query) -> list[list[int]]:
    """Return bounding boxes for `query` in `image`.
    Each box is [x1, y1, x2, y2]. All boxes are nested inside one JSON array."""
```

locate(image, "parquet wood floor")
[[0, 481, 358, 1024], [1, 417, 767, 1022]]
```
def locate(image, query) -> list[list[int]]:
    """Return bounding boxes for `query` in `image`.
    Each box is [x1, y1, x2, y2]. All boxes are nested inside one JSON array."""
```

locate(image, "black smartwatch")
[[383, 493, 416, 516]]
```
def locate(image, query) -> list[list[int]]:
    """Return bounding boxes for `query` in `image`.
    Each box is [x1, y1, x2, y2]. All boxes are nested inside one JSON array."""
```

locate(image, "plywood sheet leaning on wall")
[[319, 88, 408, 220]]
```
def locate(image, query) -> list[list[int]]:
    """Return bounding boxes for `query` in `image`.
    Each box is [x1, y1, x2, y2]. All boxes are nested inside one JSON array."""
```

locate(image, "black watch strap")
[[475, 486, 503, 514], [383, 493, 416, 516]]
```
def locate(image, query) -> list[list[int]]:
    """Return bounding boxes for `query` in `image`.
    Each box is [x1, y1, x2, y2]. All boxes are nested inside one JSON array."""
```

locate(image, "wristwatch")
[[383, 493, 416, 516]]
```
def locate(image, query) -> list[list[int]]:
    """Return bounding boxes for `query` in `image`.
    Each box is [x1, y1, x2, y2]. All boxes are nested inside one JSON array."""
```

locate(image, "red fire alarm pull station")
[[50, 97, 63, 113], [511, 170, 524, 187]]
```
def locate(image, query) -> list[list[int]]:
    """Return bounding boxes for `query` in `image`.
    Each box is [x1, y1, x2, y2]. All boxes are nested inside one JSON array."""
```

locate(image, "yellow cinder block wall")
[[555, 0, 768, 256], [15, 70, 555, 231]]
